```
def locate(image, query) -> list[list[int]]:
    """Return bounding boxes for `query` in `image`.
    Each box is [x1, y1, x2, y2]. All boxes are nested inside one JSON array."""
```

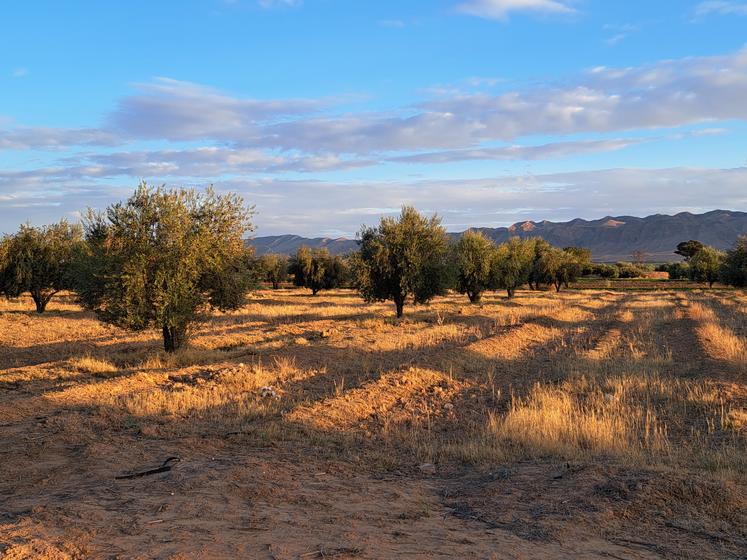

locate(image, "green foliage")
[[720, 236, 747, 288], [675, 240, 705, 261], [289, 246, 347, 295], [74, 183, 255, 352], [491, 237, 535, 298], [615, 262, 650, 279], [259, 253, 288, 289], [563, 246, 592, 262], [527, 238, 554, 290], [537, 247, 585, 292], [590, 263, 619, 278], [453, 230, 495, 303], [0, 221, 84, 312], [688, 246, 725, 287], [355, 206, 450, 317], [658, 261, 689, 280]]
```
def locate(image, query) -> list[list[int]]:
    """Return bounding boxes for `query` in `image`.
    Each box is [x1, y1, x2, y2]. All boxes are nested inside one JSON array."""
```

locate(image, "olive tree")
[[355, 206, 450, 318], [688, 246, 725, 288], [0, 221, 84, 313], [527, 238, 553, 290], [537, 247, 584, 292], [289, 246, 346, 295], [453, 230, 495, 303], [491, 237, 535, 298], [75, 183, 255, 352], [259, 253, 288, 289], [720, 236, 747, 288]]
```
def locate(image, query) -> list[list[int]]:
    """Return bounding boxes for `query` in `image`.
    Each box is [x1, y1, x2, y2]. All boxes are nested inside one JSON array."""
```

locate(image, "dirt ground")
[[1, 289, 745, 559]]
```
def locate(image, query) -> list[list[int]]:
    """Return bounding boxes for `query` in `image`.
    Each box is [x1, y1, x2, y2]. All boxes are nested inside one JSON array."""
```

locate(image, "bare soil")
[[1, 289, 745, 559]]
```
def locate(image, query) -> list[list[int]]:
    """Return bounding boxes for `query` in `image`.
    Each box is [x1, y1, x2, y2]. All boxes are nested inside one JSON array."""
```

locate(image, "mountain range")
[[247, 210, 747, 262]]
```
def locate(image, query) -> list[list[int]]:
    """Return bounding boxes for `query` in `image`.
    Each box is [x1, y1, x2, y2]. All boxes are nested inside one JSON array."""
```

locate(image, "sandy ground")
[[1, 289, 745, 559]]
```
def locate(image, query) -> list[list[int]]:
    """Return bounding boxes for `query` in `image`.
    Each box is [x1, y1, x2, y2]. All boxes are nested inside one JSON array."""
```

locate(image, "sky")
[[1, 0, 747, 237]]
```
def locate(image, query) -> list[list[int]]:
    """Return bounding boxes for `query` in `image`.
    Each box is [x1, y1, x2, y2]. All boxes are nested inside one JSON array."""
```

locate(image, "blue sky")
[[1, 0, 747, 236]]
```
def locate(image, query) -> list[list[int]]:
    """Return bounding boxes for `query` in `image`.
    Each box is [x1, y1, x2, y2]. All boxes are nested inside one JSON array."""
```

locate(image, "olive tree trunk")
[[162, 324, 187, 352], [394, 295, 405, 318], [30, 290, 55, 314]]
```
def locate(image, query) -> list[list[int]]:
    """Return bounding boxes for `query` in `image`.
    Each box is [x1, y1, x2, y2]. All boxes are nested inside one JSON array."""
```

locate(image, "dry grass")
[[2, 289, 744, 472], [69, 355, 118, 376], [1, 288, 746, 557]]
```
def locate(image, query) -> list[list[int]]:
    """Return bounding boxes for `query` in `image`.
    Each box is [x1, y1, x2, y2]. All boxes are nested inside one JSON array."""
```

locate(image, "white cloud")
[[11, 68, 28, 78], [108, 77, 320, 141], [70, 147, 374, 176], [457, 0, 577, 20], [694, 1, 747, 16], [4, 166, 744, 237], [390, 138, 648, 164], [0, 127, 121, 150], [219, 167, 747, 236]]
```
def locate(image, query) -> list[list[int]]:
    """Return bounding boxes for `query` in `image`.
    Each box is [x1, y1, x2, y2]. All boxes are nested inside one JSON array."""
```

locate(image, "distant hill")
[[248, 210, 747, 262]]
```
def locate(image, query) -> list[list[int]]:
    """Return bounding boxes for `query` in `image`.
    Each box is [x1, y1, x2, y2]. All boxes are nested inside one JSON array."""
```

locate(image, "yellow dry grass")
[[1, 288, 745, 475]]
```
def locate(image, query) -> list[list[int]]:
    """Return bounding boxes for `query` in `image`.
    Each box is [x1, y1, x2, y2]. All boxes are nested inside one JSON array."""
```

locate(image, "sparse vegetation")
[[1, 285, 746, 559], [3, 203, 747, 559]]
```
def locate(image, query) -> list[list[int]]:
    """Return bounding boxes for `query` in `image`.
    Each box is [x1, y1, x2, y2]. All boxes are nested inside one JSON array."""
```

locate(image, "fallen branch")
[[115, 457, 180, 480]]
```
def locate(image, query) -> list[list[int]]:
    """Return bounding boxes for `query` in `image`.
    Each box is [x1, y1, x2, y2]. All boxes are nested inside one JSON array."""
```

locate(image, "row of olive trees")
[[3, 185, 747, 350], [1, 184, 256, 352], [665, 239, 747, 288]]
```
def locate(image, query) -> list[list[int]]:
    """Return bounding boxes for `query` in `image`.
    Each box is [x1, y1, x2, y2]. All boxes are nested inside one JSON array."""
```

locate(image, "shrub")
[[616, 262, 649, 279], [657, 262, 689, 280]]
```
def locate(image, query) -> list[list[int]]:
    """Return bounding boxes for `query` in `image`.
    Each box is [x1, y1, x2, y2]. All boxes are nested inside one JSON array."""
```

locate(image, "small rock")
[[238, 362, 245, 369], [294, 337, 309, 346], [320, 329, 335, 338], [419, 463, 436, 475], [444, 403, 454, 411], [260, 386, 279, 399]]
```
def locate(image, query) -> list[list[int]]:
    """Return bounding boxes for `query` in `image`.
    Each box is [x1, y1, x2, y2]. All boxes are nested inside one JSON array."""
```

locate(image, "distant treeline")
[[1, 184, 746, 350]]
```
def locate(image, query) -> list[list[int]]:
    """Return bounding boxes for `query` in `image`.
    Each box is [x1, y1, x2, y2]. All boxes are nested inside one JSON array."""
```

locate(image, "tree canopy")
[[688, 246, 725, 288], [289, 246, 347, 295], [675, 240, 705, 261], [453, 230, 495, 303], [0, 221, 84, 313], [491, 237, 535, 298], [355, 206, 450, 317], [74, 183, 255, 352], [721, 236, 747, 288], [259, 253, 288, 289]]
